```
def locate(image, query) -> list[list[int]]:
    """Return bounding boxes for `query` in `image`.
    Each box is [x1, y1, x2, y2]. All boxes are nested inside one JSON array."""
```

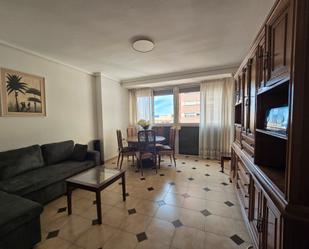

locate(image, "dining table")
[[127, 135, 165, 144]]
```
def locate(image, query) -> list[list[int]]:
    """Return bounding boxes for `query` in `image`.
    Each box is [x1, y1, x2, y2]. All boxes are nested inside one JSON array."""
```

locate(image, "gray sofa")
[[0, 140, 100, 249]]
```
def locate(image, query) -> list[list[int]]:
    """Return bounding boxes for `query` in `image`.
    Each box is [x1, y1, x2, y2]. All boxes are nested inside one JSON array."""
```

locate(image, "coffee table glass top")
[[66, 166, 124, 187]]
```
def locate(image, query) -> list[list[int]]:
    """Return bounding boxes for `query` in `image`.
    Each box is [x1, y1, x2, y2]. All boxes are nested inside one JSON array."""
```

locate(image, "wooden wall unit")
[[231, 0, 309, 248]]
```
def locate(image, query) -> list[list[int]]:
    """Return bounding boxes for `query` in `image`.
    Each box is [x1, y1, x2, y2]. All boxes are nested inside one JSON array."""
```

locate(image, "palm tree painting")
[[6, 74, 28, 112], [1, 68, 46, 116], [26, 88, 41, 112]]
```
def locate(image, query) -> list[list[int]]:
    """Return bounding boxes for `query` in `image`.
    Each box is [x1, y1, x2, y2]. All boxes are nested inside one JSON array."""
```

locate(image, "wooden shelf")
[[257, 78, 289, 96], [258, 165, 286, 194], [256, 129, 288, 140]]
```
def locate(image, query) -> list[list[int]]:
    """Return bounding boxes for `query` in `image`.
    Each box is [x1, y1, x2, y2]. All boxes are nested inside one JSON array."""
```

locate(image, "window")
[[179, 88, 200, 123], [154, 90, 174, 124]]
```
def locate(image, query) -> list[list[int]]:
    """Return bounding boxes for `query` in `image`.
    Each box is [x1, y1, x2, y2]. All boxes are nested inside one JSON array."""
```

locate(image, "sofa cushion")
[[71, 144, 88, 161], [0, 160, 94, 197], [41, 140, 74, 165], [0, 145, 44, 180], [0, 190, 43, 237]]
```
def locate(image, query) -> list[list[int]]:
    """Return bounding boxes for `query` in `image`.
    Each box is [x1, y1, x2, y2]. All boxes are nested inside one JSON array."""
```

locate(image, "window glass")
[[154, 94, 174, 124], [179, 91, 200, 123]]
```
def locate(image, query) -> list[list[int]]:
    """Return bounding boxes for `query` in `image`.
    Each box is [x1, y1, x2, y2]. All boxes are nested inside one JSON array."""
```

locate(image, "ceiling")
[[0, 0, 275, 81]]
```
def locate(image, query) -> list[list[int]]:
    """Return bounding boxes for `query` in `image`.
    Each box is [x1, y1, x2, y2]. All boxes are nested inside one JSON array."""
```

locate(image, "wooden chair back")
[[169, 128, 176, 149], [116, 130, 123, 150], [152, 126, 165, 136], [127, 126, 137, 137], [138, 130, 156, 154]]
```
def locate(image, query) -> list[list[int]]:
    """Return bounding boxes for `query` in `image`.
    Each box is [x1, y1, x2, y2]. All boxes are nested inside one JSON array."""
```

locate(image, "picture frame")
[[0, 68, 46, 117], [265, 106, 288, 134]]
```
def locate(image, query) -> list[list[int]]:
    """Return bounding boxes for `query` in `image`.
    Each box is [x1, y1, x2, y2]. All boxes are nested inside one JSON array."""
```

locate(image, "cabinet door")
[[250, 179, 264, 246], [248, 57, 256, 135], [242, 67, 248, 131], [238, 74, 243, 102], [256, 32, 267, 90], [263, 197, 281, 249], [267, 2, 292, 83], [234, 78, 241, 104]]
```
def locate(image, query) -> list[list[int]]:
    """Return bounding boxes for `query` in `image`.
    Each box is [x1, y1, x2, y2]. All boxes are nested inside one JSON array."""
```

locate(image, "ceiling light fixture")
[[132, 39, 154, 53]]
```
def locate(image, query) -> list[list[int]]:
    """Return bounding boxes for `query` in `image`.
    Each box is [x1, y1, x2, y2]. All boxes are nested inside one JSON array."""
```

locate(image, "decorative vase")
[[143, 125, 149, 130]]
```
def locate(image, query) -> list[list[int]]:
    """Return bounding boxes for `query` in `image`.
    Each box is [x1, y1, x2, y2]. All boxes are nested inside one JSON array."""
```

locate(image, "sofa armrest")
[[86, 150, 100, 166]]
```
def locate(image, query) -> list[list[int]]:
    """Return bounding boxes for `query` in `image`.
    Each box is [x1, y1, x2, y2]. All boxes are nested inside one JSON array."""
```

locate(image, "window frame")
[[178, 86, 201, 125], [137, 84, 201, 127], [153, 88, 175, 125]]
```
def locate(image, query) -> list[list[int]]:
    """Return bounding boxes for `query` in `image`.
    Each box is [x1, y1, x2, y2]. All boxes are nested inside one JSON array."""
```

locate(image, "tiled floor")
[[35, 155, 252, 249]]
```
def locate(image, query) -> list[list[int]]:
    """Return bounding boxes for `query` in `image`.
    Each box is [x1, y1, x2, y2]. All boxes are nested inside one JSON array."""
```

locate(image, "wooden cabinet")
[[248, 57, 256, 135], [263, 198, 281, 249], [266, 1, 292, 84], [249, 174, 282, 249], [236, 159, 250, 216], [256, 31, 268, 90], [237, 59, 256, 158], [250, 178, 264, 247], [242, 67, 249, 132], [232, 0, 309, 248]]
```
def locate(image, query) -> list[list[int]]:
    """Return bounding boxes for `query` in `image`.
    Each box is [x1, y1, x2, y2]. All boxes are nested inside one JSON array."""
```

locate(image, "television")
[[265, 106, 288, 134]]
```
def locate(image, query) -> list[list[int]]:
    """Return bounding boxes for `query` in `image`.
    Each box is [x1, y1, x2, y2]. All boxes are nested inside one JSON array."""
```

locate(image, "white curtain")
[[129, 88, 153, 125], [129, 90, 137, 125], [199, 78, 233, 160]]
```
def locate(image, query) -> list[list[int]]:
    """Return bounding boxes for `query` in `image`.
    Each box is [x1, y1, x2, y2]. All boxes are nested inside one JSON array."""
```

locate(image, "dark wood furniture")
[[66, 167, 126, 224], [127, 126, 138, 137], [152, 126, 165, 136], [220, 155, 231, 173], [116, 130, 136, 169], [127, 135, 165, 144], [231, 0, 309, 248], [157, 128, 176, 167], [135, 130, 158, 176]]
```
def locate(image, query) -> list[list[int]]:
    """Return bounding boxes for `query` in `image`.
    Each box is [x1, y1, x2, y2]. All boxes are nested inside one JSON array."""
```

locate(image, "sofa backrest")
[[0, 145, 44, 180], [41, 140, 74, 165]]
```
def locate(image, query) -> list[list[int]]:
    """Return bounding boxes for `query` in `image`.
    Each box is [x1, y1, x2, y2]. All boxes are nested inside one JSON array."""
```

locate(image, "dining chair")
[[136, 130, 158, 176], [153, 126, 166, 149], [157, 128, 176, 167], [116, 130, 136, 169], [152, 126, 165, 136], [127, 126, 138, 138]]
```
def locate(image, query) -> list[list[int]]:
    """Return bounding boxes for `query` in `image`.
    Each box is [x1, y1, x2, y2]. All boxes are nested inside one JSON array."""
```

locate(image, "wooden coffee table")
[[65, 166, 126, 224]]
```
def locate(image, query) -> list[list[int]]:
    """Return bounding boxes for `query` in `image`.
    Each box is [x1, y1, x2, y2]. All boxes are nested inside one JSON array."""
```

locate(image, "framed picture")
[[0, 68, 46, 117], [265, 106, 288, 134]]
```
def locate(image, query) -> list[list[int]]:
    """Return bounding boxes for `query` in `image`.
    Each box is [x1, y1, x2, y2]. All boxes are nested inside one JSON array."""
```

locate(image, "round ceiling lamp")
[[132, 39, 154, 53]]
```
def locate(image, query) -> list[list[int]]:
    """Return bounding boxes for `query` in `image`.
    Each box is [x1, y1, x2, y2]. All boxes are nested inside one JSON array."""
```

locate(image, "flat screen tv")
[[265, 106, 288, 134]]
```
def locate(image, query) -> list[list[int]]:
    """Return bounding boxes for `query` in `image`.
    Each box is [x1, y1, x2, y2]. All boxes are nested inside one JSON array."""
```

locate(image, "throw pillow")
[[71, 144, 88, 161]]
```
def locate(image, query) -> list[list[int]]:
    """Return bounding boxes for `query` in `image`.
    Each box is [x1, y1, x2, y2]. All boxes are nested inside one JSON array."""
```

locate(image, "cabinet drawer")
[[242, 133, 255, 147], [241, 132, 255, 157], [242, 140, 255, 157]]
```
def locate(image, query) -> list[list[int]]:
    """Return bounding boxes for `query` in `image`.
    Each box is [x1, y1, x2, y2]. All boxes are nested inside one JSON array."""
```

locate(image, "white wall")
[[98, 75, 129, 160], [0, 44, 98, 151]]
